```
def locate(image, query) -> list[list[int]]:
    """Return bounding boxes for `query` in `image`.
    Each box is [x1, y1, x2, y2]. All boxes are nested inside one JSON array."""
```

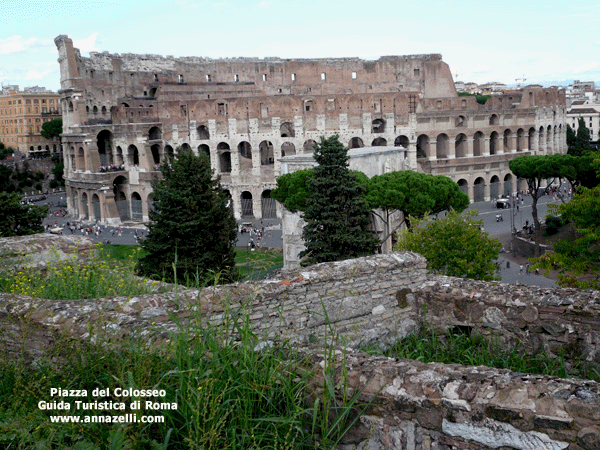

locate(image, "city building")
[[54, 35, 567, 225], [0, 85, 62, 157], [567, 100, 600, 142]]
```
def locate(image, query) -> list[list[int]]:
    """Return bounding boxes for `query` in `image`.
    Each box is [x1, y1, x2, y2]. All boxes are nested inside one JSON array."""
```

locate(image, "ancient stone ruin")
[[1, 235, 598, 449]]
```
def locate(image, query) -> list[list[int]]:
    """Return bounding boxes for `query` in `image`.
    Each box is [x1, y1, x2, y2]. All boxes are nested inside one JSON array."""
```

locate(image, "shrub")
[[544, 215, 564, 236], [49, 179, 59, 189]]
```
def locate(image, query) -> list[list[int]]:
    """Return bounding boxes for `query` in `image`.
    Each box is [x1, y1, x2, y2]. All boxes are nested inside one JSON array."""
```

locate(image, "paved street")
[[36, 190, 565, 287]]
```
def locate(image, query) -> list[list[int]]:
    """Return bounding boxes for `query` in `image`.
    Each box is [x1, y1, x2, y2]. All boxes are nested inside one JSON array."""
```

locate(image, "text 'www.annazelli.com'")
[[49, 414, 164, 424]]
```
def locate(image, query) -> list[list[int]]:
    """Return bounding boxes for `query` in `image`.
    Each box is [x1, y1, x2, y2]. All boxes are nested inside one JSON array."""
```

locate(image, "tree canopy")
[[567, 118, 592, 157], [40, 118, 63, 140], [395, 209, 501, 281], [0, 192, 48, 237], [297, 136, 379, 265], [136, 147, 238, 284]]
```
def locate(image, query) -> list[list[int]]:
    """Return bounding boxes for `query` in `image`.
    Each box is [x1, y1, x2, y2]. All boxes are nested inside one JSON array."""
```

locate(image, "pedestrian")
[[519, 264, 523, 274], [526, 263, 530, 275]]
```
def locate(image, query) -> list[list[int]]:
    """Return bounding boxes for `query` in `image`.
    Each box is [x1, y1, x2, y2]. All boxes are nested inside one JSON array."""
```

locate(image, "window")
[[414, 68, 420, 77], [291, 73, 296, 81], [178, 74, 184, 83], [352, 71, 357, 80], [206, 74, 211, 82], [262, 74, 267, 81], [218, 103, 227, 115], [234, 74, 239, 82], [153, 74, 158, 82], [321, 72, 326, 81]]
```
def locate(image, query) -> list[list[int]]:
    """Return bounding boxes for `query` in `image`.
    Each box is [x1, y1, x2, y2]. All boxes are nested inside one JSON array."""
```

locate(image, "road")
[[36, 191, 565, 287]]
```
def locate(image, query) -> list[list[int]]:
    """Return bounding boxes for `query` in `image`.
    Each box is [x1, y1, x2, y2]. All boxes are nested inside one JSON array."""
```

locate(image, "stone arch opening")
[[503, 129, 512, 153], [417, 134, 429, 158], [198, 144, 210, 164], [517, 128, 525, 151], [489, 114, 499, 125], [149, 126, 161, 140], [490, 175, 501, 200], [165, 145, 174, 161], [241, 191, 254, 218], [394, 135, 409, 148], [181, 143, 191, 152], [151, 144, 161, 165], [503, 173, 513, 196], [115, 146, 124, 166], [436, 134, 449, 159], [77, 147, 85, 171], [113, 175, 129, 221], [473, 131, 484, 157], [97, 130, 114, 167], [490, 131, 498, 155], [91, 194, 101, 220], [81, 192, 89, 220], [93, 106, 98, 115], [219, 152, 231, 173], [197, 125, 210, 140], [127, 145, 139, 166], [238, 141, 252, 169], [457, 179, 468, 196], [547, 125, 552, 153], [455, 115, 467, 127], [147, 193, 155, 214], [101, 106, 107, 115], [259, 140, 274, 165], [528, 127, 536, 151], [303, 139, 317, 153], [372, 137, 387, 147], [131, 192, 143, 221], [455, 133, 467, 158], [473, 177, 485, 202], [372, 119, 385, 133], [349, 137, 364, 149], [280, 122, 295, 138], [281, 142, 296, 157], [261, 190, 277, 218]]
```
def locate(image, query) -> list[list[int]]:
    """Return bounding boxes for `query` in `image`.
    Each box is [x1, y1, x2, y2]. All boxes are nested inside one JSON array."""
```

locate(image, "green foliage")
[[0, 165, 13, 191], [271, 168, 314, 213], [536, 184, 600, 289], [381, 327, 598, 382], [0, 192, 48, 237], [299, 136, 379, 265], [544, 215, 563, 236], [52, 161, 65, 185], [136, 147, 238, 284], [395, 209, 501, 280], [40, 118, 63, 140], [365, 170, 469, 229], [567, 118, 592, 156]]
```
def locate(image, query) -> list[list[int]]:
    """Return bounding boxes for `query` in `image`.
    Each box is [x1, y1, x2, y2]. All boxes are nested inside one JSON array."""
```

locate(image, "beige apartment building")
[[0, 85, 62, 157]]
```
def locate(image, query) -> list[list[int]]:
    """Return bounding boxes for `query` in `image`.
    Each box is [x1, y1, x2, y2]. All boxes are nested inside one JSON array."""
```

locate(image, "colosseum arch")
[[489, 175, 501, 200], [217, 143, 231, 173], [259, 140, 274, 165], [394, 135, 409, 148], [181, 143, 191, 152], [416, 134, 429, 159], [473, 177, 485, 202], [455, 133, 467, 158], [197, 125, 210, 140], [489, 114, 499, 125], [115, 146, 124, 166], [261, 190, 277, 219], [91, 194, 101, 220], [303, 139, 317, 153], [457, 179, 468, 196], [349, 137, 364, 149], [372, 137, 387, 147], [81, 192, 89, 220], [455, 115, 467, 127], [280, 122, 295, 137], [238, 141, 252, 169], [127, 145, 140, 166], [97, 130, 114, 167], [371, 119, 385, 133], [504, 173, 513, 196], [151, 144, 161, 165], [77, 147, 85, 171], [528, 127, 536, 151], [241, 191, 254, 218], [113, 175, 129, 221], [149, 126, 161, 140], [503, 129, 513, 153], [165, 145, 175, 161], [489, 131, 498, 155], [517, 128, 525, 152], [281, 142, 296, 157], [131, 192, 143, 221], [436, 134, 449, 159]]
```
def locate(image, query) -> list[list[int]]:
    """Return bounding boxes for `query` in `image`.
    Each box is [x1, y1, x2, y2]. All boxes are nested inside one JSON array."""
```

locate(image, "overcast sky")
[[2, 0, 599, 92]]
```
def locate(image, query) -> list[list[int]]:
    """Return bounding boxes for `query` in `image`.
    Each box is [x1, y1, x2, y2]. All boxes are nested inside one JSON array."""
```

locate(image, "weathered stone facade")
[[2, 235, 599, 449], [54, 35, 567, 224]]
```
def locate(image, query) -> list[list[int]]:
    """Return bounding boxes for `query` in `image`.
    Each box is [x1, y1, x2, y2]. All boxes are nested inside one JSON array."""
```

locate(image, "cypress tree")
[[299, 135, 379, 265], [136, 147, 237, 283]]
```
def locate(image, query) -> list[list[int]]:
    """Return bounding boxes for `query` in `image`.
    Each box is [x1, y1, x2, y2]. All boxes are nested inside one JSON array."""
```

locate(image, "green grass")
[[0, 306, 368, 450], [378, 327, 600, 382], [234, 247, 284, 280]]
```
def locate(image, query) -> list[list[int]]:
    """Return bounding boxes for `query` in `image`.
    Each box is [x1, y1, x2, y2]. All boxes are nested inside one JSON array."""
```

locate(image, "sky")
[[2, 0, 599, 92]]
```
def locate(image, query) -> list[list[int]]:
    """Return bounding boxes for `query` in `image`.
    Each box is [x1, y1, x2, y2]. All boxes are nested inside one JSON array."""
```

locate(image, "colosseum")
[[54, 35, 567, 224]]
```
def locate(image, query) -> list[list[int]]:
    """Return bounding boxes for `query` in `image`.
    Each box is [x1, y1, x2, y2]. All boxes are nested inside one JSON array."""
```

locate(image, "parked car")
[[496, 199, 510, 209]]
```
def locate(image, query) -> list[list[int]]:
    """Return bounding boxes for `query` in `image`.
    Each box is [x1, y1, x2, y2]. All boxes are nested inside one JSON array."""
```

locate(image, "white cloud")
[[0, 36, 53, 55], [258, 0, 273, 7], [73, 33, 101, 54], [572, 62, 599, 74]]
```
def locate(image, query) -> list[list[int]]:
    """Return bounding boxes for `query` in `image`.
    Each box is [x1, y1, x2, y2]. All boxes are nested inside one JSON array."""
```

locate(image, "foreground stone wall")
[[1, 235, 599, 449]]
